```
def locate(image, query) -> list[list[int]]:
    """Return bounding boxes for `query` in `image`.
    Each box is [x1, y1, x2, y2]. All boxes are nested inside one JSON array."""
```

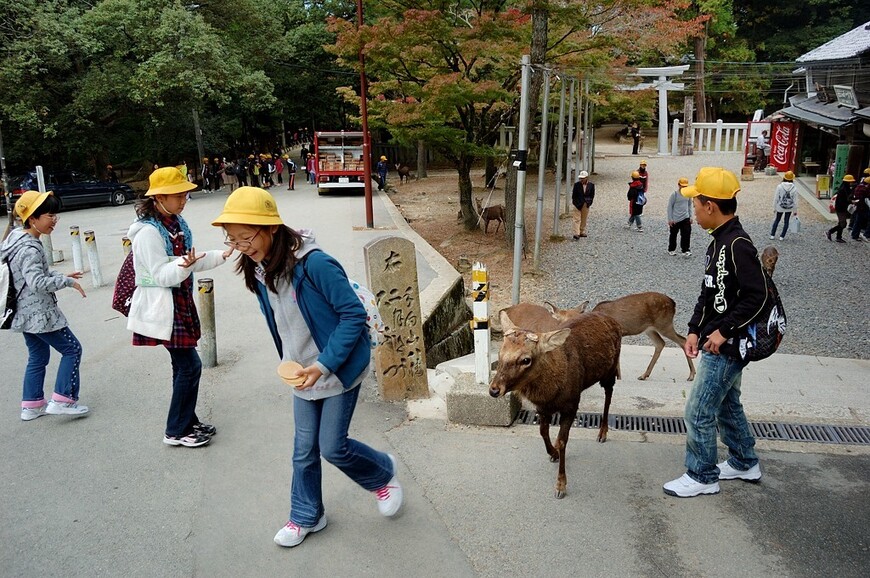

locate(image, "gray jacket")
[[0, 228, 74, 333]]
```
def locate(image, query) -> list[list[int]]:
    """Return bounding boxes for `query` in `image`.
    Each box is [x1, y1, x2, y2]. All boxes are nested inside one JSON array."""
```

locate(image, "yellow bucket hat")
[[783, 171, 795, 181], [15, 190, 54, 222], [145, 167, 196, 197], [678, 177, 689, 187], [212, 187, 283, 226], [681, 167, 741, 200]]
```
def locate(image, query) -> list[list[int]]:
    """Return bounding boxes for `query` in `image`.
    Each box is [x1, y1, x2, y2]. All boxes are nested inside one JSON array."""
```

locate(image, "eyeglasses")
[[223, 228, 261, 249], [43, 214, 59, 222]]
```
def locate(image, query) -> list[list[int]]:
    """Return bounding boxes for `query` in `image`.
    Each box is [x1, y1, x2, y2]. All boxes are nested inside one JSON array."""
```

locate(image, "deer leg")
[[598, 377, 615, 443], [554, 413, 575, 499], [539, 414, 558, 461], [659, 325, 697, 381], [638, 329, 666, 380]]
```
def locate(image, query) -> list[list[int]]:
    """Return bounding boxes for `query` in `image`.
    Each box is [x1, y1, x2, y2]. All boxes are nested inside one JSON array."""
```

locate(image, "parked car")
[[2, 170, 136, 214]]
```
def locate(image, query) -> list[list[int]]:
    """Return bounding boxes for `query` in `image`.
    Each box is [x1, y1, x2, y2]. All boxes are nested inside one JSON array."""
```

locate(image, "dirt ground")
[[386, 168, 556, 315]]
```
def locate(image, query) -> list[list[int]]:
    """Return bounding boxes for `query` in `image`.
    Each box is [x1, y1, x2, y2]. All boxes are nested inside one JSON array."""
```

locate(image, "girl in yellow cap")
[[212, 186, 402, 547], [2, 191, 89, 420], [126, 167, 232, 447]]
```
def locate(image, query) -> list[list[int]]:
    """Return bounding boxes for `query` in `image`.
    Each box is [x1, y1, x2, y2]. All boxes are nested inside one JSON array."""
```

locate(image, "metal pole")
[[583, 78, 591, 171], [471, 263, 490, 384], [198, 278, 217, 368], [564, 80, 575, 213], [511, 55, 531, 305], [70, 226, 85, 273], [533, 69, 551, 269], [357, 0, 374, 228], [35, 166, 55, 264], [575, 78, 583, 178], [83, 230, 103, 287], [552, 79, 566, 233]]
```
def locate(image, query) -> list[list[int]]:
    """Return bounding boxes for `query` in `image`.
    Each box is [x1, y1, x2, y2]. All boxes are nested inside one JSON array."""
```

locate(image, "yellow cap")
[[783, 171, 795, 181], [842, 174, 855, 183], [640, 160, 647, 166], [212, 187, 283, 226], [863, 167, 870, 175], [631, 170, 640, 179], [145, 167, 197, 197], [14, 190, 53, 222], [681, 167, 741, 200], [678, 177, 689, 187], [380, 156, 387, 161]]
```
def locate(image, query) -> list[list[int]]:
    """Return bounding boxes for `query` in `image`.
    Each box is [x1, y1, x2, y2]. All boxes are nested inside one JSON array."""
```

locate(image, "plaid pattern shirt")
[[133, 214, 201, 349]]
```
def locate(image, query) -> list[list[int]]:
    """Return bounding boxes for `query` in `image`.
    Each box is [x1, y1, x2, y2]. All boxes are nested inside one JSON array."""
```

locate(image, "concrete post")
[[121, 236, 132, 255], [553, 79, 566, 230], [564, 80, 575, 214], [533, 69, 550, 269], [197, 278, 217, 368], [70, 226, 85, 273], [35, 166, 55, 264], [672, 119, 680, 156], [715, 119, 723, 153], [83, 230, 103, 287], [471, 263, 490, 384]]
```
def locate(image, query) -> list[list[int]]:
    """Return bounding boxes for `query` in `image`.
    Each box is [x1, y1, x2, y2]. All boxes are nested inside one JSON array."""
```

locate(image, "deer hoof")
[[549, 454, 559, 463], [554, 487, 566, 499], [687, 375, 695, 382], [637, 374, 649, 381]]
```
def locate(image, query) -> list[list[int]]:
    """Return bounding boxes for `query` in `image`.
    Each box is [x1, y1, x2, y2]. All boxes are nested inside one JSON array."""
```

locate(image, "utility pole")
[[357, 0, 374, 228], [511, 55, 531, 305]]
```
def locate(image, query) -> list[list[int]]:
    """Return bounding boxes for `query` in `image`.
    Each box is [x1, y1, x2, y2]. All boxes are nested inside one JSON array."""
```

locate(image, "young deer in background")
[[475, 197, 506, 234]]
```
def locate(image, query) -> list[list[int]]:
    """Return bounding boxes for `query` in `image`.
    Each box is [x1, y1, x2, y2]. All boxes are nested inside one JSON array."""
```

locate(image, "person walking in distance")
[[126, 167, 231, 447], [827, 175, 855, 243], [667, 177, 694, 256], [626, 170, 645, 232], [571, 170, 595, 239], [754, 130, 770, 172], [664, 167, 768, 498], [637, 160, 649, 192], [769, 171, 797, 240], [630, 123, 641, 155], [212, 187, 403, 547], [286, 157, 297, 190], [2, 191, 89, 421], [850, 176, 870, 241], [376, 155, 389, 191]]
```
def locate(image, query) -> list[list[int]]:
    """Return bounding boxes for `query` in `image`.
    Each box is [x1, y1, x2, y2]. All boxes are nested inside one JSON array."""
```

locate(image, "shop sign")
[[833, 144, 849, 187], [833, 85, 859, 109], [769, 122, 798, 172]]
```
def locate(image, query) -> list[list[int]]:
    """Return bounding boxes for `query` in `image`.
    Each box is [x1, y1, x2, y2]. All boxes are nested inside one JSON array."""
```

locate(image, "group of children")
[[2, 168, 401, 547], [624, 160, 695, 256]]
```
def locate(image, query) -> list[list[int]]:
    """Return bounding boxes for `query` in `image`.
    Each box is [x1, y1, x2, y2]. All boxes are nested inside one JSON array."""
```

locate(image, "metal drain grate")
[[514, 410, 870, 446]]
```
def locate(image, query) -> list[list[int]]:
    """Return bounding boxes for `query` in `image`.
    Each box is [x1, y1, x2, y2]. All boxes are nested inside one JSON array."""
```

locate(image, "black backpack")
[[738, 271, 786, 361], [1, 258, 16, 329]]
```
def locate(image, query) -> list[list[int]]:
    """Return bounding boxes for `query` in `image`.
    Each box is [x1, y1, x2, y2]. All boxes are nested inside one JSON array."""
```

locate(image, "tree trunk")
[[416, 140, 427, 179], [484, 155, 497, 189], [458, 156, 478, 231], [526, 7, 549, 155], [693, 35, 707, 123]]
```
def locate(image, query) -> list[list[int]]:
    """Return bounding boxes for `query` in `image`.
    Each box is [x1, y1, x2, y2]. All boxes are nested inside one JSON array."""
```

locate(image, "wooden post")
[[197, 279, 217, 368]]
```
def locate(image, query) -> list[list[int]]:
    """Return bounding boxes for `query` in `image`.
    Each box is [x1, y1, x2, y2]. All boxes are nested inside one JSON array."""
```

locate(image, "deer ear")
[[538, 327, 571, 353], [576, 300, 589, 313], [500, 309, 518, 335], [543, 300, 557, 314]]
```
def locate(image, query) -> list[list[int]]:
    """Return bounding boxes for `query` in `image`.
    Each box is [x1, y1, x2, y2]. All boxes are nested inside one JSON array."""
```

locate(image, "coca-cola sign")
[[770, 122, 797, 172]]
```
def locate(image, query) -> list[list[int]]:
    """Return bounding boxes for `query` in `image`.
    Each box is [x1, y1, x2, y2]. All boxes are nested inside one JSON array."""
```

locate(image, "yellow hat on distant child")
[[842, 174, 855, 183], [678, 177, 689, 187], [631, 170, 640, 179], [783, 171, 795, 181], [212, 187, 283, 226], [14, 190, 53, 222], [380, 156, 387, 161], [681, 167, 741, 200], [145, 167, 197, 197], [640, 160, 647, 166]]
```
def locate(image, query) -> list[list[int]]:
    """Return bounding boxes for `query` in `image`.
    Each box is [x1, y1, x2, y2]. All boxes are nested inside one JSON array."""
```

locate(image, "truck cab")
[[313, 131, 370, 195]]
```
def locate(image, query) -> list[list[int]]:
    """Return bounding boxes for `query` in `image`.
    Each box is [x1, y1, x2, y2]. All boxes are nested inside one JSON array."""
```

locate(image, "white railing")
[[671, 120, 747, 155]]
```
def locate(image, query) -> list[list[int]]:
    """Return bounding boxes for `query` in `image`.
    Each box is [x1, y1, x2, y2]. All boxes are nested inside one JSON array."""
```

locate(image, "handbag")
[[636, 192, 647, 206], [847, 203, 857, 215], [111, 252, 136, 316], [828, 195, 836, 213], [791, 215, 801, 234]]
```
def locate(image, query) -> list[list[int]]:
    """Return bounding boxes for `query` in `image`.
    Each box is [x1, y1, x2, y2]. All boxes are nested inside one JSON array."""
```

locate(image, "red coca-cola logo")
[[772, 126, 790, 165]]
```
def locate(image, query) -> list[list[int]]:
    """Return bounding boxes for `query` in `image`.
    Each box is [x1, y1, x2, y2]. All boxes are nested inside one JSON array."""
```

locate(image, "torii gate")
[[628, 65, 690, 156]]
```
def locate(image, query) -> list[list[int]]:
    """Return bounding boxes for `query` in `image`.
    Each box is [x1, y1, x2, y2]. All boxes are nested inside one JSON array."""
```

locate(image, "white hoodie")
[[125, 219, 226, 341]]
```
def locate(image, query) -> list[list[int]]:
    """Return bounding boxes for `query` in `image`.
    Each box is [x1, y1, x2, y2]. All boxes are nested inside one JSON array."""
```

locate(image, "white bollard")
[[197, 279, 217, 368], [83, 230, 103, 288], [70, 226, 84, 273], [471, 263, 490, 384]]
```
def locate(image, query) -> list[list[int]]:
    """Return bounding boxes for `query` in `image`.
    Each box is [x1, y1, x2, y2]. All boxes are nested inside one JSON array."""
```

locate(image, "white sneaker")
[[274, 514, 327, 547], [663, 473, 720, 497], [668, 251, 677, 256], [778, 236, 785, 241], [21, 405, 48, 421], [682, 251, 692, 257], [769, 235, 775, 240], [373, 454, 403, 517], [46, 400, 89, 416], [717, 460, 762, 481]]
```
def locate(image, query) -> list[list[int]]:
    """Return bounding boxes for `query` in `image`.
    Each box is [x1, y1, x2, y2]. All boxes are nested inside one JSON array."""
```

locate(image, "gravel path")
[[538, 148, 870, 360]]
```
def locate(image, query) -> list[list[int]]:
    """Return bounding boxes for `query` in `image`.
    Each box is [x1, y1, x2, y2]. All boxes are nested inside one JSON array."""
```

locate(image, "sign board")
[[833, 85, 859, 109], [769, 121, 798, 172], [833, 144, 849, 188]]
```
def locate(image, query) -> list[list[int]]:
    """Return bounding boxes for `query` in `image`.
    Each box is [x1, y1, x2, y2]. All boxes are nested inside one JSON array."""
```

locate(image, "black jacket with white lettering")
[[688, 217, 767, 355]]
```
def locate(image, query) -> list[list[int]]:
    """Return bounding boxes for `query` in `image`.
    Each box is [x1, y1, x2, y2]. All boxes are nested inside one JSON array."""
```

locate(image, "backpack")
[[636, 191, 647, 206], [779, 187, 795, 210], [111, 251, 136, 317], [300, 252, 384, 349], [1, 258, 17, 330], [737, 271, 786, 362]]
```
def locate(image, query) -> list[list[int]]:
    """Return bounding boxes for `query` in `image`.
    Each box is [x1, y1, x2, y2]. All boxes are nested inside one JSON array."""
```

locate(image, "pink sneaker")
[[373, 454, 403, 517]]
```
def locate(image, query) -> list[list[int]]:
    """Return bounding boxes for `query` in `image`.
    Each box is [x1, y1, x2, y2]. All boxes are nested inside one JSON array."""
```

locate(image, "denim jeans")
[[851, 211, 868, 240], [165, 347, 202, 437], [289, 385, 393, 527], [770, 211, 791, 238], [22, 327, 82, 406], [628, 214, 642, 228], [684, 352, 757, 484]]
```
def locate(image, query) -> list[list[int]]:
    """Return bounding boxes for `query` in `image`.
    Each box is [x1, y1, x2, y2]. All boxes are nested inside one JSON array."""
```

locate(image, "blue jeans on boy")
[[628, 214, 642, 229], [290, 384, 393, 527], [684, 351, 757, 484], [166, 347, 202, 437], [850, 211, 868, 240], [770, 211, 791, 238], [23, 327, 82, 404]]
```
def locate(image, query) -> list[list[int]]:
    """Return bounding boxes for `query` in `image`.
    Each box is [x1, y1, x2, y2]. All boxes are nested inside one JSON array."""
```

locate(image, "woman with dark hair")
[[126, 167, 231, 447], [1, 191, 88, 421], [212, 186, 402, 548]]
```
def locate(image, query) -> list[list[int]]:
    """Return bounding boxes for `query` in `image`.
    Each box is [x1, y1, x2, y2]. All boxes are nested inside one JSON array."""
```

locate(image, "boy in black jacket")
[[663, 167, 768, 498]]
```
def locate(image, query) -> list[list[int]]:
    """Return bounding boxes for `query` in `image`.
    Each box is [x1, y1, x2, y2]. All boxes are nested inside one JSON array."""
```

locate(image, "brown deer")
[[394, 164, 411, 184], [761, 246, 778, 277], [475, 197, 506, 234], [490, 309, 622, 499], [545, 292, 696, 382]]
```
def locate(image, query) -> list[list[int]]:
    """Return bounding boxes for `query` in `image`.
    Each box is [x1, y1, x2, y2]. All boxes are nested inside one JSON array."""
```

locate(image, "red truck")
[[313, 131, 369, 195]]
